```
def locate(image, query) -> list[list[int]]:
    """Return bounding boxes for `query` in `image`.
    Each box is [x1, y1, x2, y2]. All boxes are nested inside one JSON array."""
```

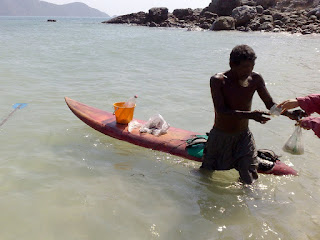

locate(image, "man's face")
[[230, 60, 255, 81]]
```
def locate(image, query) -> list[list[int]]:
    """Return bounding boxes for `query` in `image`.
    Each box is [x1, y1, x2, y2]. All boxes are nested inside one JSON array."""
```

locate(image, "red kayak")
[[65, 97, 298, 176]]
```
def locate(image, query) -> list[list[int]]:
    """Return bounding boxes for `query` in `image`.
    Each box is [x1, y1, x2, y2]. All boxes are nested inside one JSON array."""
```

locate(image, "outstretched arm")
[[278, 94, 320, 115], [256, 75, 304, 120]]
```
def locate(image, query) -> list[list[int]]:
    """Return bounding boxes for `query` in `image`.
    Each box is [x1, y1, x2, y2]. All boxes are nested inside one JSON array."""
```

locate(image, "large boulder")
[[148, 7, 168, 23], [173, 8, 194, 20], [232, 5, 258, 26], [211, 16, 236, 30], [207, 0, 241, 16]]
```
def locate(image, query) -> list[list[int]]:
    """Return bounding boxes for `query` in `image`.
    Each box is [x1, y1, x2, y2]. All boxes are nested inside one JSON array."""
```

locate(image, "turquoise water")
[[0, 17, 320, 239]]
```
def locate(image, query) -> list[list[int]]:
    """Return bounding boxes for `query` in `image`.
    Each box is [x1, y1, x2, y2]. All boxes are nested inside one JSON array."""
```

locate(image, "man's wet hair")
[[230, 45, 257, 65]]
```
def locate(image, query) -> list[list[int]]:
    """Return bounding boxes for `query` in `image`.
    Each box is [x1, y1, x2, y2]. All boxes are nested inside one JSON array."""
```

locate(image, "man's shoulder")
[[251, 71, 263, 80], [211, 72, 226, 82], [212, 72, 227, 79], [210, 73, 226, 88], [251, 71, 266, 88]]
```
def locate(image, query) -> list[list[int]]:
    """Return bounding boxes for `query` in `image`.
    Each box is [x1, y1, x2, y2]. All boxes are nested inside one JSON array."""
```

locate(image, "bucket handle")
[[113, 107, 119, 115]]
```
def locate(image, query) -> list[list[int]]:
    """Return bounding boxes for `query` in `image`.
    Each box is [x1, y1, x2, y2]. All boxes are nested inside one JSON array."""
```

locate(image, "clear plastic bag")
[[283, 125, 304, 155], [269, 104, 282, 116], [128, 120, 142, 133], [139, 114, 170, 136]]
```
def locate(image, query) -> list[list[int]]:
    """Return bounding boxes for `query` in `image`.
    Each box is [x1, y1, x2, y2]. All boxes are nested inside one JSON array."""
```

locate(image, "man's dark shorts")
[[201, 128, 258, 181]]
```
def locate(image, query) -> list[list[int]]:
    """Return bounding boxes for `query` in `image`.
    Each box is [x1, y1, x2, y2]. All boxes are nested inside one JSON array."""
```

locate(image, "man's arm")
[[255, 74, 275, 110], [255, 74, 306, 120], [211, 75, 270, 124]]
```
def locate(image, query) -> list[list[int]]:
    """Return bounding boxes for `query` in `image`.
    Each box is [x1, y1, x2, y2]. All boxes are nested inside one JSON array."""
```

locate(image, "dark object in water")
[[257, 149, 279, 172], [47, 19, 57, 22]]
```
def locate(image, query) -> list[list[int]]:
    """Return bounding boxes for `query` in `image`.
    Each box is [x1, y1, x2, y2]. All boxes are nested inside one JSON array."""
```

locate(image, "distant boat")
[[47, 19, 57, 22]]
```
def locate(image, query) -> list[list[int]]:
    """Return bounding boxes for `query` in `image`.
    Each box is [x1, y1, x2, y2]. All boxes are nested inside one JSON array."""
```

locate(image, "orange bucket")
[[113, 102, 136, 124]]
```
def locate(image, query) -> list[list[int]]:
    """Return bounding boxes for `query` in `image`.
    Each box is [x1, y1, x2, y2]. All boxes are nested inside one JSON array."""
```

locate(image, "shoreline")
[[102, 2, 320, 35], [103, 22, 320, 37]]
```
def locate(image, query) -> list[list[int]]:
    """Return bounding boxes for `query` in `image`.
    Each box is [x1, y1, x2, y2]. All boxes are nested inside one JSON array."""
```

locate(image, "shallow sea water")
[[0, 17, 320, 239]]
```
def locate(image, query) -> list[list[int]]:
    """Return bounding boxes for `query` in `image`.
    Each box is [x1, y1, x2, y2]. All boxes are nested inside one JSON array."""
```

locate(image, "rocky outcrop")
[[103, 7, 217, 29], [103, 0, 320, 34], [106, 12, 148, 24]]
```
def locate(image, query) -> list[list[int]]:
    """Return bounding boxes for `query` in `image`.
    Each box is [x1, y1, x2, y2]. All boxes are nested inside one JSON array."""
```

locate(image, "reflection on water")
[[114, 162, 133, 171], [190, 167, 303, 238]]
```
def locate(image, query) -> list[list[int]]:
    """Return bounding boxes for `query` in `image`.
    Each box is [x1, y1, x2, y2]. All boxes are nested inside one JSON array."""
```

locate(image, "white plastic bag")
[[139, 114, 170, 136], [128, 120, 142, 133], [283, 125, 304, 155]]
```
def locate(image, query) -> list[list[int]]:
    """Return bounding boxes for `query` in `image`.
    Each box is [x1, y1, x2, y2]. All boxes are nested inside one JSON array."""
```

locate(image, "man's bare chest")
[[222, 83, 257, 108]]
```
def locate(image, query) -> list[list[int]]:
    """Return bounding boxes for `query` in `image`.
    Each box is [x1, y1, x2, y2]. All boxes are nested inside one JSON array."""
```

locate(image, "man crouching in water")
[[201, 45, 297, 184]]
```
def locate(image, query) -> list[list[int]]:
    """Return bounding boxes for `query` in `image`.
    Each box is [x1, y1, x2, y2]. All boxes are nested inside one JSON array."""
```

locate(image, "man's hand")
[[250, 110, 271, 124]]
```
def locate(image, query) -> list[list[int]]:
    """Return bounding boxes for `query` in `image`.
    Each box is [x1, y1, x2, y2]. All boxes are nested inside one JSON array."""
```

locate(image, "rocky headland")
[[102, 0, 320, 34]]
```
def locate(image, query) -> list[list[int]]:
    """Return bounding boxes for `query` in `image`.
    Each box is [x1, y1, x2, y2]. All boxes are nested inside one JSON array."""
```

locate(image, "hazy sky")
[[44, 0, 212, 16]]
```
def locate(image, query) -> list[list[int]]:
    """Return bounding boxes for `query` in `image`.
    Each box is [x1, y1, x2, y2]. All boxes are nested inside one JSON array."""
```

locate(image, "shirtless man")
[[201, 45, 297, 184]]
